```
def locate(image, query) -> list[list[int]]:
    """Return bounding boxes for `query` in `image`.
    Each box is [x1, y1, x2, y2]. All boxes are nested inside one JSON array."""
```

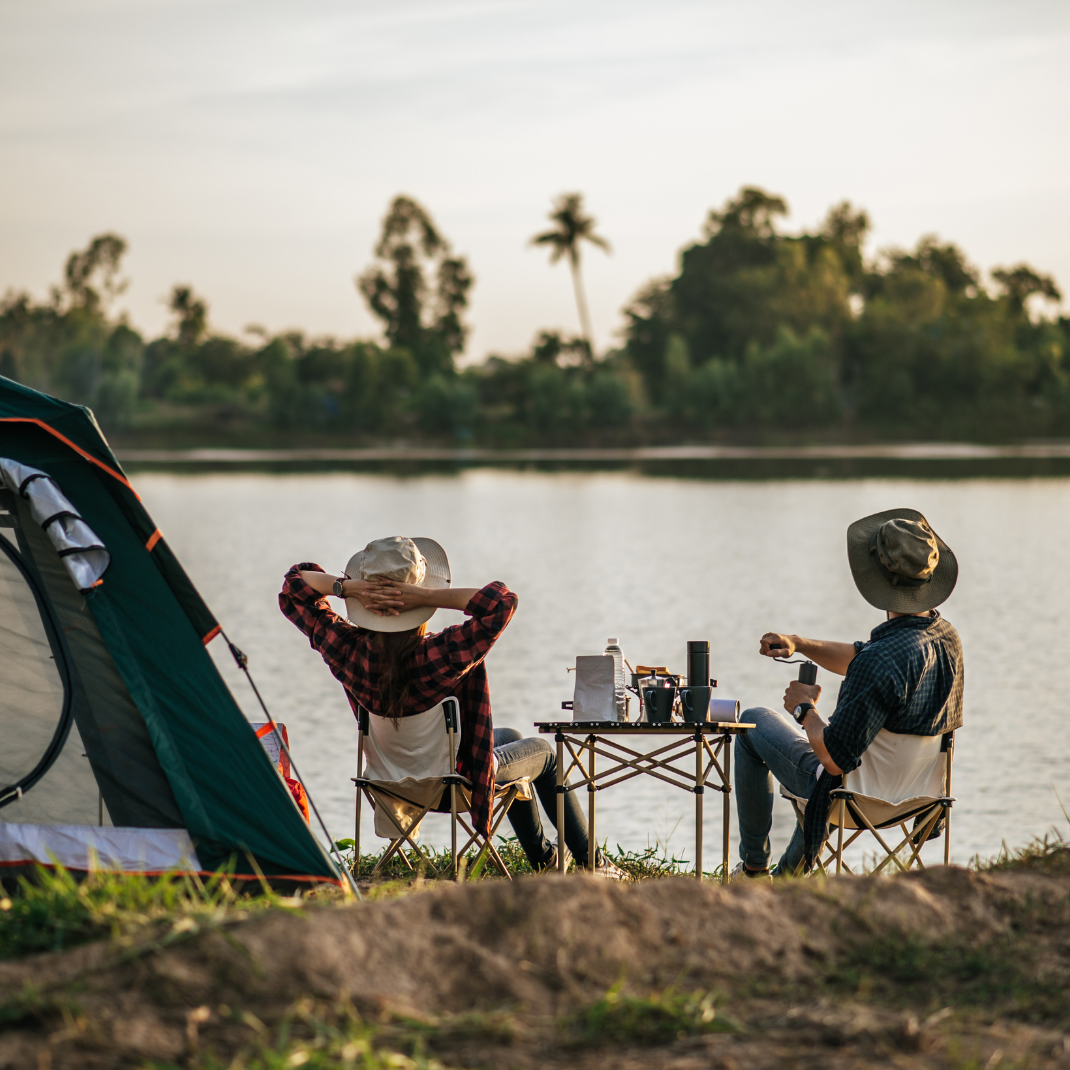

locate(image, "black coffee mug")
[[679, 685, 712, 723], [643, 685, 676, 723]]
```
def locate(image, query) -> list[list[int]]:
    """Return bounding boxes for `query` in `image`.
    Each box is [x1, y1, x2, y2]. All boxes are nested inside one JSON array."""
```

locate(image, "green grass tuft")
[[559, 981, 740, 1047], [970, 832, 1070, 875], [155, 996, 481, 1070], [338, 835, 722, 885], [0, 861, 290, 961], [826, 928, 1070, 1025]]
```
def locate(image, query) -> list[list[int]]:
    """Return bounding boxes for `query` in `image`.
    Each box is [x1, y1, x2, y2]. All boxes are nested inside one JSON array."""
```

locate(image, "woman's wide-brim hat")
[[344, 536, 451, 633], [847, 508, 958, 613]]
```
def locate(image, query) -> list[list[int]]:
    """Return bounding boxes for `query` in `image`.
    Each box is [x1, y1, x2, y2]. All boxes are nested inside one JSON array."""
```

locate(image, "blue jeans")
[[735, 706, 822, 874], [493, 728, 599, 869]]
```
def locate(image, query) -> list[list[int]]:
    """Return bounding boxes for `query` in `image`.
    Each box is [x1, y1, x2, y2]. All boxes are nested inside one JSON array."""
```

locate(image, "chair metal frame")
[[352, 697, 530, 880], [784, 731, 956, 876]]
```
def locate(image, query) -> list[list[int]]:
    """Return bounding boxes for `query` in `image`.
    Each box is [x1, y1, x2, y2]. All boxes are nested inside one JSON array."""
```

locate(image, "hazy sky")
[[2, 0, 1068, 360]]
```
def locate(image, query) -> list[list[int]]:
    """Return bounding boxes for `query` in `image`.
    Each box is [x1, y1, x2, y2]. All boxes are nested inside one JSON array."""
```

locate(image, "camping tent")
[[0, 375, 338, 885]]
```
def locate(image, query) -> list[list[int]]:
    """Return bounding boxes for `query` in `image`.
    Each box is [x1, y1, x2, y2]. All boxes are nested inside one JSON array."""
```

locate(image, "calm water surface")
[[136, 471, 1070, 870]]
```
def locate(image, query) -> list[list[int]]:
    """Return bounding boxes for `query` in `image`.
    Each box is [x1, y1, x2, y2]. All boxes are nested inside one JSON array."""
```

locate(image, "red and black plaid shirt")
[[279, 565, 518, 836]]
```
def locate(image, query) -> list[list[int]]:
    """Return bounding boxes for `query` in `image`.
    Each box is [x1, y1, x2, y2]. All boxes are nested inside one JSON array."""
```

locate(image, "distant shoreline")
[[114, 442, 1070, 465]]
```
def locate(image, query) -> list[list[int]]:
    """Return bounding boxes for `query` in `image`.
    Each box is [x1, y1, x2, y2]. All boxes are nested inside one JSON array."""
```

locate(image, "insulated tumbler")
[[687, 640, 710, 687]]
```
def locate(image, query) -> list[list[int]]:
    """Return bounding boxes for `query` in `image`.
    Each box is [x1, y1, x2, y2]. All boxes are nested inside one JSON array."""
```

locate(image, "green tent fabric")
[[0, 375, 337, 882]]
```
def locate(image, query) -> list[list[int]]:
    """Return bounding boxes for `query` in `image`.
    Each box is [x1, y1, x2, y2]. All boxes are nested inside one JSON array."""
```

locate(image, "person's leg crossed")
[[494, 735, 597, 867], [494, 735, 555, 866], [494, 727, 523, 747]]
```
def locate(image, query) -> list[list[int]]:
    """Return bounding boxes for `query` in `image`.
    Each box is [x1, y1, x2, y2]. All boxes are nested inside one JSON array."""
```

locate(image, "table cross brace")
[[557, 732, 727, 796]]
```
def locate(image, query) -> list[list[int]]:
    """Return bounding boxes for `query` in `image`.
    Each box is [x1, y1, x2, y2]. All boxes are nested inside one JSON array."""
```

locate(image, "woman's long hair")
[[374, 622, 427, 725]]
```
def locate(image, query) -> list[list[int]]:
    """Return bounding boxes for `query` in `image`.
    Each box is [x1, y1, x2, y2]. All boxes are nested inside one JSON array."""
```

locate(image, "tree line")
[[1, 188, 1066, 444]]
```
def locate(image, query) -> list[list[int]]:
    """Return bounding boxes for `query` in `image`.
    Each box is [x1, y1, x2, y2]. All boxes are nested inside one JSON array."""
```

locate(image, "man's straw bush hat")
[[345, 536, 451, 633], [847, 508, 958, 613]]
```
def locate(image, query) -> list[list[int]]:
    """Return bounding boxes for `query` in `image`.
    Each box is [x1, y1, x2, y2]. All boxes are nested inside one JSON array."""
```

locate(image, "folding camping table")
[[534, 720, 754, 882]]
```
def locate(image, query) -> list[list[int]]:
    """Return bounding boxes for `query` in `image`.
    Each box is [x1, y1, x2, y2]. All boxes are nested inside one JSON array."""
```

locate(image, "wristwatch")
[[793, 702, 816, 725], [332, 577, 345, 598]]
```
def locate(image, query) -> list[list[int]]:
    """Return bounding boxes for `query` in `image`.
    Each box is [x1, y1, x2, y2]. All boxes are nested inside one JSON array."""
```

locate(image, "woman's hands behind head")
[[361, 579, 427, 615], [372, 578, 483, 615], [340, 576, 409, 617]]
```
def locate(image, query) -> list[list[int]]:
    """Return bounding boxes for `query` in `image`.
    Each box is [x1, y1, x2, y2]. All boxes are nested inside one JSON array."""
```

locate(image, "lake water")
[[134, 470, 1070, 871]]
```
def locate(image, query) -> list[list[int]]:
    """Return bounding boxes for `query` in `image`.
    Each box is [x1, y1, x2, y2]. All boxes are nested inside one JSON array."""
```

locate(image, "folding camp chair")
[[352, 697, 532, 880], [781, 729, 955, 875]]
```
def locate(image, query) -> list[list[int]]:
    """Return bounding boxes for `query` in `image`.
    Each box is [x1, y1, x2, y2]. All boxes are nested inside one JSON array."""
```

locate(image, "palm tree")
[[530, 193, 610, 352]]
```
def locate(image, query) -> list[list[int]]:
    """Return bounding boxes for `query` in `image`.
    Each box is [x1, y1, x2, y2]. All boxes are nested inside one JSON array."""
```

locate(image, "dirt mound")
[[2, 860, 1070, 1068]]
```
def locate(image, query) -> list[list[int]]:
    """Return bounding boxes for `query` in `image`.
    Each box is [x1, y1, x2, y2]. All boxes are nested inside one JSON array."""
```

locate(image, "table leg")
[[588, 734, 596, 871], [556, 732, 565, 874], [722, 733, 732, 883], [694, 731, 703, 881]]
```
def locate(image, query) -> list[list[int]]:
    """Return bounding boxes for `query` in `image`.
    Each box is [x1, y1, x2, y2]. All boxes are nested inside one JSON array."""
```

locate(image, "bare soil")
[[2, 856, 1069, 1069]]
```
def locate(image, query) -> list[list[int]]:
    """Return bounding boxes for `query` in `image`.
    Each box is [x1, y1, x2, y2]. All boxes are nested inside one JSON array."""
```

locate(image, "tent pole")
[[224, 634, 361, 899]]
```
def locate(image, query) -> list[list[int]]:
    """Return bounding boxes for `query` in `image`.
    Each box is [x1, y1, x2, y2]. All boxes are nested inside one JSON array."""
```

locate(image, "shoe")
[[729, 861, 772, 882], [540, 845, 571, 873], [590, 856, 627, 881]]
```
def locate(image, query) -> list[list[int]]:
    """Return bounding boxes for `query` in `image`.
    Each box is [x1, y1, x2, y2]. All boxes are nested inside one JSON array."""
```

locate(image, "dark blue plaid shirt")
[[823, 611, 964, 774]]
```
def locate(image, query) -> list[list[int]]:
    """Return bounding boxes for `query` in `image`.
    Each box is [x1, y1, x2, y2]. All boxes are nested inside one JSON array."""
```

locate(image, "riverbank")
[[113, 442, 1070, 479], [2, 845, 1068, 1068]]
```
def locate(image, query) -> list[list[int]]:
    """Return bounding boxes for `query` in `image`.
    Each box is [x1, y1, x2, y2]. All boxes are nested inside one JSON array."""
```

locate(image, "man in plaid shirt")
[[733, 508, 964, 877]]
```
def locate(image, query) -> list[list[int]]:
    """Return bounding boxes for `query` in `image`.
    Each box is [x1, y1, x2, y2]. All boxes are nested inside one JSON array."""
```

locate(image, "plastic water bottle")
[[605, 638, 626, 721]]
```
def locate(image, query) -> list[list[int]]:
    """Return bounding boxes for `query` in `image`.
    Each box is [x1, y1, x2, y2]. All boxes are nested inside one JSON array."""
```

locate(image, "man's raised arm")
[[759, 632, 857, 677]]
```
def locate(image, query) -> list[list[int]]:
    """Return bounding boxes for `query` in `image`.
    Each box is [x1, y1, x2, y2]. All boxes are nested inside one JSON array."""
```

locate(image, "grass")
[[0, 835, 708, 974], [0, 835, 709, 971], [826, 930, 1063, 1019], [971, 831, 1070, 875], [558, 981, 740, 1047], [819, 834, 1070, 1027], [336, 835, 723, 884], [150, 985, 739, 1068], [156, 997, 470, 1070], [0, 862, 295, 961], [4, 831, 1070, 1067]]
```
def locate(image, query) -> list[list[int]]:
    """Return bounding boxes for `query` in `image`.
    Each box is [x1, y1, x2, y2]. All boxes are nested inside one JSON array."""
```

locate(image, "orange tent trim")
[[0, 417, 139, 497]]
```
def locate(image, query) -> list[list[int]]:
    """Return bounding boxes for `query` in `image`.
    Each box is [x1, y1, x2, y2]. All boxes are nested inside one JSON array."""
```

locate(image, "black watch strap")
[[793, 702, 816, 724]]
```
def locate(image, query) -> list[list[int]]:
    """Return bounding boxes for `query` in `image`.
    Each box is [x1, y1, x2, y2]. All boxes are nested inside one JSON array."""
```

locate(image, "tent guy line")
[[221, 631, 361, 898]]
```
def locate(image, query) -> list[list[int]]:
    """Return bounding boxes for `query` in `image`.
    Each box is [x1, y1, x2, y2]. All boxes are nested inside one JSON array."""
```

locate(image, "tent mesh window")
[[0, 512, 77, 816], [0, 489, 184, 827]]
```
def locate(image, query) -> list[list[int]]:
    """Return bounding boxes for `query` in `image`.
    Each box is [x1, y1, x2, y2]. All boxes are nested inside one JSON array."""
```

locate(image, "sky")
[[1, 0, 1068, 361]]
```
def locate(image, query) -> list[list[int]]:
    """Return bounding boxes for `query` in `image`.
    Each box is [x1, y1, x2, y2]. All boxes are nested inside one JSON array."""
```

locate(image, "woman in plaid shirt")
[[280, 536, 620, 876]]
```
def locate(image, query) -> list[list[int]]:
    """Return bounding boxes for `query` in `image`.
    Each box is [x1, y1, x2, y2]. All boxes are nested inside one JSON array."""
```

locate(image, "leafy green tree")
[[0, 233, 143, 426], [93, 323, 143, 427], [842, 238, 1064, 438], [530, 329, 592, 366], [624, 188, 865, 404], [530, 193, 611, 353], [169, 286, 208, 348], [142, 285, 213, 400], [991, 264, 1061, 317], [60, 234, 128, 314], [357, 196, 473, 377]]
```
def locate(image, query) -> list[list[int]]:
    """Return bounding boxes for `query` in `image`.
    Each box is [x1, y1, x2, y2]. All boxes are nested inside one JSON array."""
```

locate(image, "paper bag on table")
[[572, 655, 616, 722]]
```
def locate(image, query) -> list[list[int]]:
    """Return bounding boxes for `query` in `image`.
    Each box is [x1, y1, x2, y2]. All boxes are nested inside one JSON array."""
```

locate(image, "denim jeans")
[[735, 706, 822, 874], [493, 728, 599, 869]]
